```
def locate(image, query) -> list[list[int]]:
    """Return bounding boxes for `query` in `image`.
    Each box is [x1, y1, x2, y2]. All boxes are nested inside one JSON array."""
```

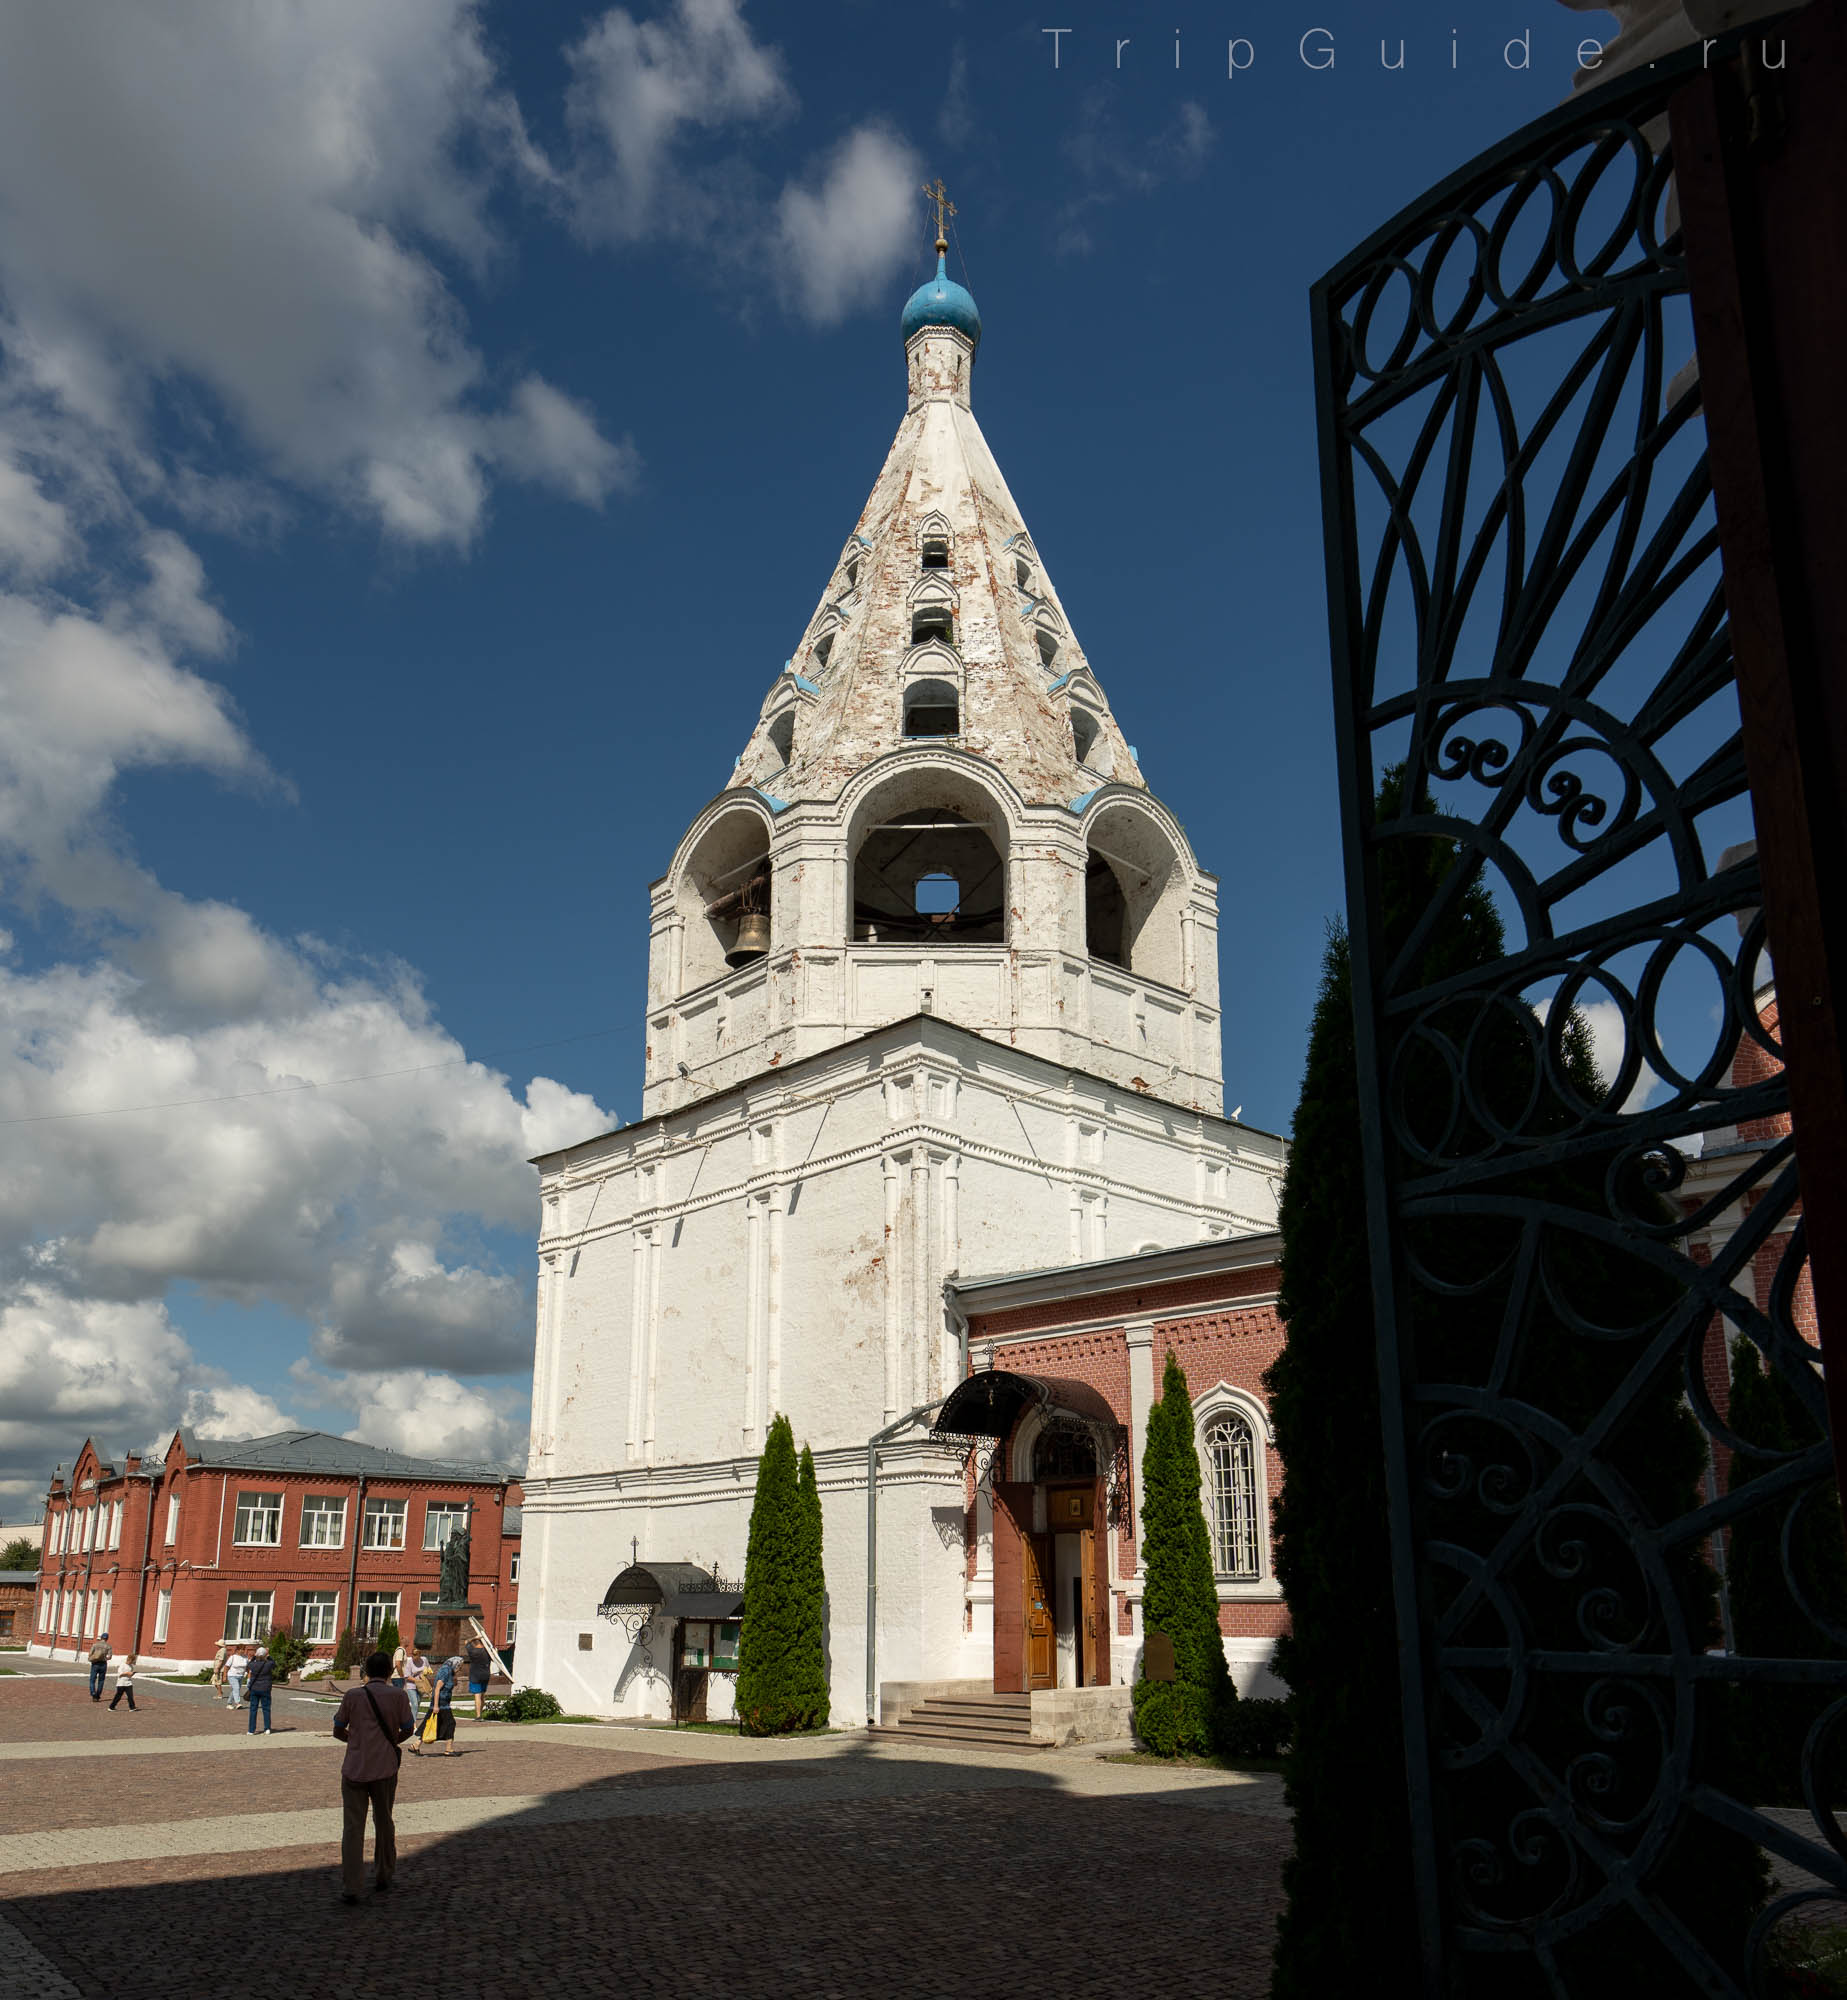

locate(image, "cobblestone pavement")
[[0, 1674, 1290, 1998]]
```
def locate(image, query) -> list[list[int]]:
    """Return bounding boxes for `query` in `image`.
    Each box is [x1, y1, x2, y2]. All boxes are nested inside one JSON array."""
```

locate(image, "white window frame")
[[154, 1590, 172, 1643], [509, 1551, 520, 1584], [423, 1500, 469, 1551], [38, 1591, 51, 1631], [107, 1500, 122, 1549], [232, 1490, 283, 1547], [97, 1589, 112, 1637], [355, 1590, 398, 1639], [165, 1492, 180, 1546], [81, 1508, 95, 1552], [293, 1590, 339, 1643], [362, 1498, 407, 1551], [83, 1590, 97, 1638], [299, 1495, 347, 1549], [1191, 1382, 1279, 1597], [224, 1590, 274, 1642], [506, 1612, 517, 1644]]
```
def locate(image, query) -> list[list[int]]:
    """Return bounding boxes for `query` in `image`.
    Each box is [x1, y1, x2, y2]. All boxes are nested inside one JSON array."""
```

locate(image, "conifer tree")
[[1265, 919, 1417, 1994], [1133, 1350, 1237, 1755], [795, 1443, 831, 1727], [735, 1414, 806, 1734]]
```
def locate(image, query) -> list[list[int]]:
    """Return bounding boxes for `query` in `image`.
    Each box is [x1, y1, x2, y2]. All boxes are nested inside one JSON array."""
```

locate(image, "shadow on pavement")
[[4, 1738, 1290, 1999]]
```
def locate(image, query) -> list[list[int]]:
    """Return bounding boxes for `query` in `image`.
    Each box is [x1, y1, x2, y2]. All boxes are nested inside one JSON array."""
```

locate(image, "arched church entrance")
[[933, 1371, 1117, 1697], [1023, 1418, 1102, 1692]]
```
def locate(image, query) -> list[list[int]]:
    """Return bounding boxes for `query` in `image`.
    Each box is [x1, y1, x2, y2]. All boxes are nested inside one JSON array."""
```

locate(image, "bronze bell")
[[727, 908, 771, 965]]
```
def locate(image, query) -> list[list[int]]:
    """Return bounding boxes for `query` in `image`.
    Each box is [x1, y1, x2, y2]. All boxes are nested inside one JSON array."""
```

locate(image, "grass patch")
[[158, 1670, 216, 1684], [1105, 1748, 1286, 1774]]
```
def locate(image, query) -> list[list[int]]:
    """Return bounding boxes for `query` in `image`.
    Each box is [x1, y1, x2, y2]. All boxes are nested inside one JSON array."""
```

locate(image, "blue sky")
[[0, 1, 1620, 1500]]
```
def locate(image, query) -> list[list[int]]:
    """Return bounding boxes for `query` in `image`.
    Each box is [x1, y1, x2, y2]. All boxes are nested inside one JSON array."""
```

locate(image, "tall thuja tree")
[[735, 1414, 805, 1735], [1266, 917, 1418, 1995], [1133, 1351, 1237, 1755], [1269, 770, 1767, 1996], [794, 1443, 830, 1726]]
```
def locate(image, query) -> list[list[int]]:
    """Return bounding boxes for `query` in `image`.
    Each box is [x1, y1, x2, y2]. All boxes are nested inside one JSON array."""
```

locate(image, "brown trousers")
[[340, 1775, 398, 1895]]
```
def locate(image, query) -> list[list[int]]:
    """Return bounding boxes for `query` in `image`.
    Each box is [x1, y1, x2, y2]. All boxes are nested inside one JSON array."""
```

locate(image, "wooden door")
[[1080, 1521, 1098, 1686], [1024, 1533, 1055, 1690]]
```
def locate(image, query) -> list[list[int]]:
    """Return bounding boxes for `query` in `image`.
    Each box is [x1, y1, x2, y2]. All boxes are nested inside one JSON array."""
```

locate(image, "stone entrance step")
[[870, 1691, 1049, 1754]]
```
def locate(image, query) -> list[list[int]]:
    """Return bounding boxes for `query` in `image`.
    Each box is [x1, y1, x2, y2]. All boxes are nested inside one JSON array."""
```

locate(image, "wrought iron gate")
[[1314, 20, 1847, 1994]]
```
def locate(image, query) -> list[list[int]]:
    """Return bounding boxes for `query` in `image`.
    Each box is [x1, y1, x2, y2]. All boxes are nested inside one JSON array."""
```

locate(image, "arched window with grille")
[[1205, 1412, 1262, 1580]]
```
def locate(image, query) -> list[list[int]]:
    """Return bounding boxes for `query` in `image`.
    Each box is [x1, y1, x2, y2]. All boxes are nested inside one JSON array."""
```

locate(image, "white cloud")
[[564, 0, 794, 240], [0, 1, 625, 547], [181, 1381, 296, 1443], [0, 451, 74, 578], [774, 127, 923, 327], [308, 1364, 528, 1469], [565, 0, 920, 327], [487, 377, 640, 507]]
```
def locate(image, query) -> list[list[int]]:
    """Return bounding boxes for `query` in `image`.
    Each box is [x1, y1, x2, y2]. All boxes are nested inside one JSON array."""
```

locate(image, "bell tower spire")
[[642, 227, 1226, 1120]]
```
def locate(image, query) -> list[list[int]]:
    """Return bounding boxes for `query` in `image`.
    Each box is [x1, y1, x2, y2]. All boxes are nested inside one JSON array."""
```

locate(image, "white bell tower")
[[519, 209, 1285, 1724]]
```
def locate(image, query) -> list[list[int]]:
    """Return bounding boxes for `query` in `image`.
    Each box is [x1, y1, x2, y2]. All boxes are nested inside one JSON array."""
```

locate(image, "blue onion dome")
[[901, 250, 981, 349]]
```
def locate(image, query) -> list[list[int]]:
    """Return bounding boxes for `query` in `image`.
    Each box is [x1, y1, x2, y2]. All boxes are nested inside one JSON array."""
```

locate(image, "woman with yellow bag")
[[408, 1650, 437, 1755]]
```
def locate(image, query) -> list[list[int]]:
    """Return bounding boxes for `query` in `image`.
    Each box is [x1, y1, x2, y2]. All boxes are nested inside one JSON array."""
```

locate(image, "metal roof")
[[933, 1370, 1121, 1442], [502, 1505, 523, 1536], [173, 1427, 515, 1484], [599, 1562, 741, 1618], [0, 1570, 40, 1584]]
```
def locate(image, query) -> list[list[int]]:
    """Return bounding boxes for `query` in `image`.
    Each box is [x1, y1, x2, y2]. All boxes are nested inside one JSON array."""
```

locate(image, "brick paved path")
[[0, 1673, 1291, 1999]]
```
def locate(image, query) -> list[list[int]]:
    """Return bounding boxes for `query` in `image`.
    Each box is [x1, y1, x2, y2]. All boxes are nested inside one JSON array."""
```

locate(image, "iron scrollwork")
[[1314, 34, 1847, 1994]]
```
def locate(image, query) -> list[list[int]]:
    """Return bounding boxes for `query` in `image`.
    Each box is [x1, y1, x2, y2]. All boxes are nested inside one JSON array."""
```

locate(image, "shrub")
[[495, 1686, 562, 1722], [331, 1627, 358, 1677], [1218, 1696, 1292, 1761], [1132, 1350, 1237, 1757], [375, 1615, 400, 1659], [261, 1626, 314, 1680]]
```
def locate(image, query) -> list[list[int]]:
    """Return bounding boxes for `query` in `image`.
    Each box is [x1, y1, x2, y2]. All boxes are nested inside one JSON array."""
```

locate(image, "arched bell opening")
[[1084, 802, 1186, 987], [675, 808, 772, 990], [853, 809, 1004, 943], [902, 678, 960, 738]]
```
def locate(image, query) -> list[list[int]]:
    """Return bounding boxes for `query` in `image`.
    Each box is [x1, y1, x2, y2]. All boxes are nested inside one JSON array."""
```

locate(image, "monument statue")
[[439, 1519, 471, 1605]]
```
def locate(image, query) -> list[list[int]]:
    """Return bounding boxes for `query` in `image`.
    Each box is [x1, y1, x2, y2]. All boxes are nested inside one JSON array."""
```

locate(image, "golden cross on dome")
[[922, 177, 956, 253]]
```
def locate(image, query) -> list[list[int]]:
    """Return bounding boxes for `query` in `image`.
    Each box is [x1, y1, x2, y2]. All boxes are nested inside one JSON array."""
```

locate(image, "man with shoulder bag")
[[331, 1649, 415, 1904], [87, 1632, 111, 1701]]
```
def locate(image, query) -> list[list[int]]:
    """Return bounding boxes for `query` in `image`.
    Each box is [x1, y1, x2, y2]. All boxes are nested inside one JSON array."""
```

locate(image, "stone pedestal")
[[421, 1602, 481, 1658]]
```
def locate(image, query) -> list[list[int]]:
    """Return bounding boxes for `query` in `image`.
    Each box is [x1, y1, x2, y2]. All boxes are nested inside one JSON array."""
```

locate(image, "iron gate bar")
[[1311, 11, 1847, 1990]]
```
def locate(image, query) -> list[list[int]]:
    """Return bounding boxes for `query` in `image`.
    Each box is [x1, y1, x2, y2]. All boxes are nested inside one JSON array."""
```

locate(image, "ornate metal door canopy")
[[1313, 15, 1847, 1993]]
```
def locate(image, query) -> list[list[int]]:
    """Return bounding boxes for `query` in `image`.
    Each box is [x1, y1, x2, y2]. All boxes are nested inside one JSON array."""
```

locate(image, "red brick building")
[[0, 1570, 34, 1643], [28, 1428, 521, 1671], [946, 1231, 1288, 1702]]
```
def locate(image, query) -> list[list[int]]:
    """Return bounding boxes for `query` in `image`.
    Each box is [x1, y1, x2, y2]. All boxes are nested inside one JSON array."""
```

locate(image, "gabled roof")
[[169, 1428, 515, 1485]]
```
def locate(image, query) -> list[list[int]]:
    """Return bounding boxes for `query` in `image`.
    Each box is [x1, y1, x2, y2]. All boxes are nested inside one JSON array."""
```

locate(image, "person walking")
[[107, 1655, 138, 1712], [406, 1649, 433, 1750], [225, 1647, 247, 1710], [210, 1638, 228, 1697], [246, 1643, 274, 1735], [87, 1633, 111, 1701], [332, 1648, 414, 1905], [390, 1635, 409, 1690], [432, 1652, 459, 1755], [465, 1634, 493, 1720]]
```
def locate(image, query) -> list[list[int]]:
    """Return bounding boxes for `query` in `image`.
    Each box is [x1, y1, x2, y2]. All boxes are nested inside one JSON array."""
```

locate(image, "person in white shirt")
[[225, 1648, 247, 1709], [108, 1654, 138, 1712]]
